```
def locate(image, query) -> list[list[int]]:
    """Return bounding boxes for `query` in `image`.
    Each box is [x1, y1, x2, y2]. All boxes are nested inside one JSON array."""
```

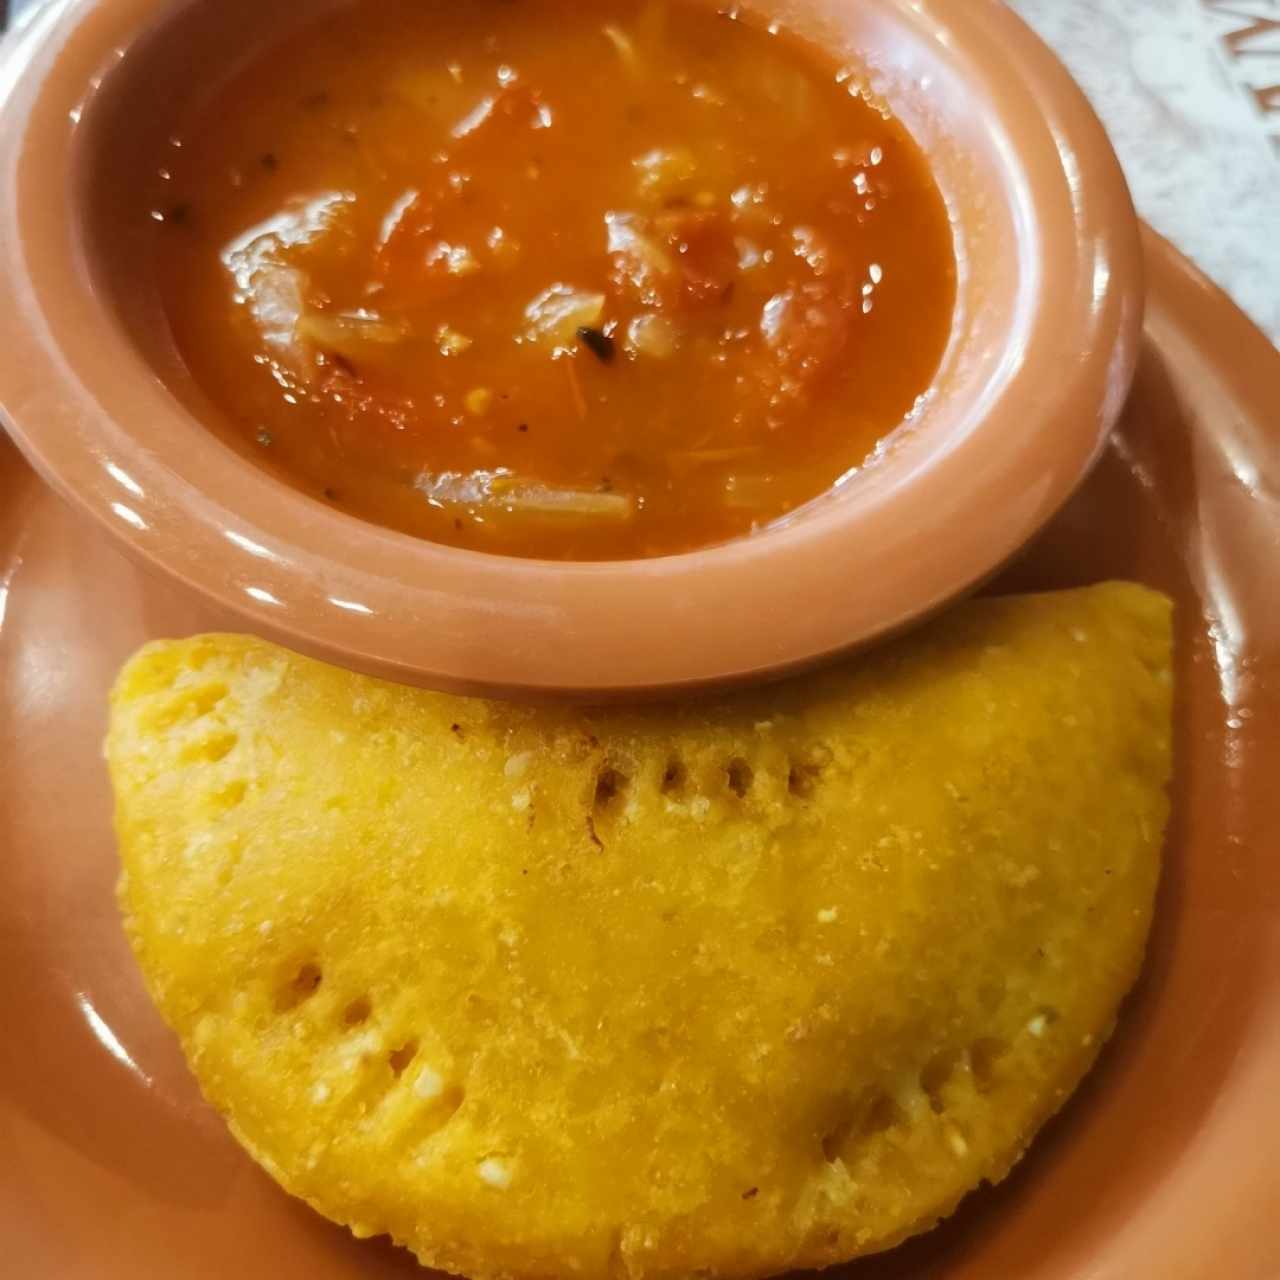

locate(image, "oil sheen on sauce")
[[145, 0, 957, 560]]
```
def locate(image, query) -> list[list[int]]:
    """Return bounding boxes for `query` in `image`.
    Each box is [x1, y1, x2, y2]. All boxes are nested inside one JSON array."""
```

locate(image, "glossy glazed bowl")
[[0, 0, 1143, 698]]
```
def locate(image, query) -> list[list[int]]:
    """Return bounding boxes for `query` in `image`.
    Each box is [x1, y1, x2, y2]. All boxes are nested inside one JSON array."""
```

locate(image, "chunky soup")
[[144, 0, 956, 560]]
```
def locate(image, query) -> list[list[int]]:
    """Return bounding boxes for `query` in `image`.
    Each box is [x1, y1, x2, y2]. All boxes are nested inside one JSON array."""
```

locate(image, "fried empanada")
[[110, 582, 1172, 1279]]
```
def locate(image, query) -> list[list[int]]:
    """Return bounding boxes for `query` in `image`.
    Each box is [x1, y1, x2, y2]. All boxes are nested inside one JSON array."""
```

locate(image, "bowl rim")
[[0, 0, 1144, 697]]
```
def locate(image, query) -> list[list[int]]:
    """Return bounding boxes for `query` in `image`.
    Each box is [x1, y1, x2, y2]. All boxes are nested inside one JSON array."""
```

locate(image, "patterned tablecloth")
[[1009, 0, 1280, 344], [6, 0, 1280, 342]]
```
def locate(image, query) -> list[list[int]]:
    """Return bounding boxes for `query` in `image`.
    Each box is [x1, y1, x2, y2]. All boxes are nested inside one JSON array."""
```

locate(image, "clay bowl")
[[0, 0, 1142, 698]]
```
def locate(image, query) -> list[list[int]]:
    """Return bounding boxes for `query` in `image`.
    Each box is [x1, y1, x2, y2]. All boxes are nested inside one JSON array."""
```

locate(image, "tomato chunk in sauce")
[[145, 0, 956, 560]]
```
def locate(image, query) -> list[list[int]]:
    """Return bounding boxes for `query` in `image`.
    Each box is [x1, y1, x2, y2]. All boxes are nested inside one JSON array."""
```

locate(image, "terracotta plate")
[[1, 230, 1278, 1278]]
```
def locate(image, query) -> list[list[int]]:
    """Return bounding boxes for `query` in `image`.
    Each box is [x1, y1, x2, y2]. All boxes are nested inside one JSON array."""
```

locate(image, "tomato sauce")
[[145, 0, 956, 560]]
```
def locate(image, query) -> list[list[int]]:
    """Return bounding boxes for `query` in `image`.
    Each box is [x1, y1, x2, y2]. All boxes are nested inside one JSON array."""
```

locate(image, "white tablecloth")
[[1009, 0, 1280, 344]]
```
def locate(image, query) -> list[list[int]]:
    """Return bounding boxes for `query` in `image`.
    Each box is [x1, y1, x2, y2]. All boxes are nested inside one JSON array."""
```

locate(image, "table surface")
[[1010, 0, 1280, 345], [5, 0, 1280, 343]]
